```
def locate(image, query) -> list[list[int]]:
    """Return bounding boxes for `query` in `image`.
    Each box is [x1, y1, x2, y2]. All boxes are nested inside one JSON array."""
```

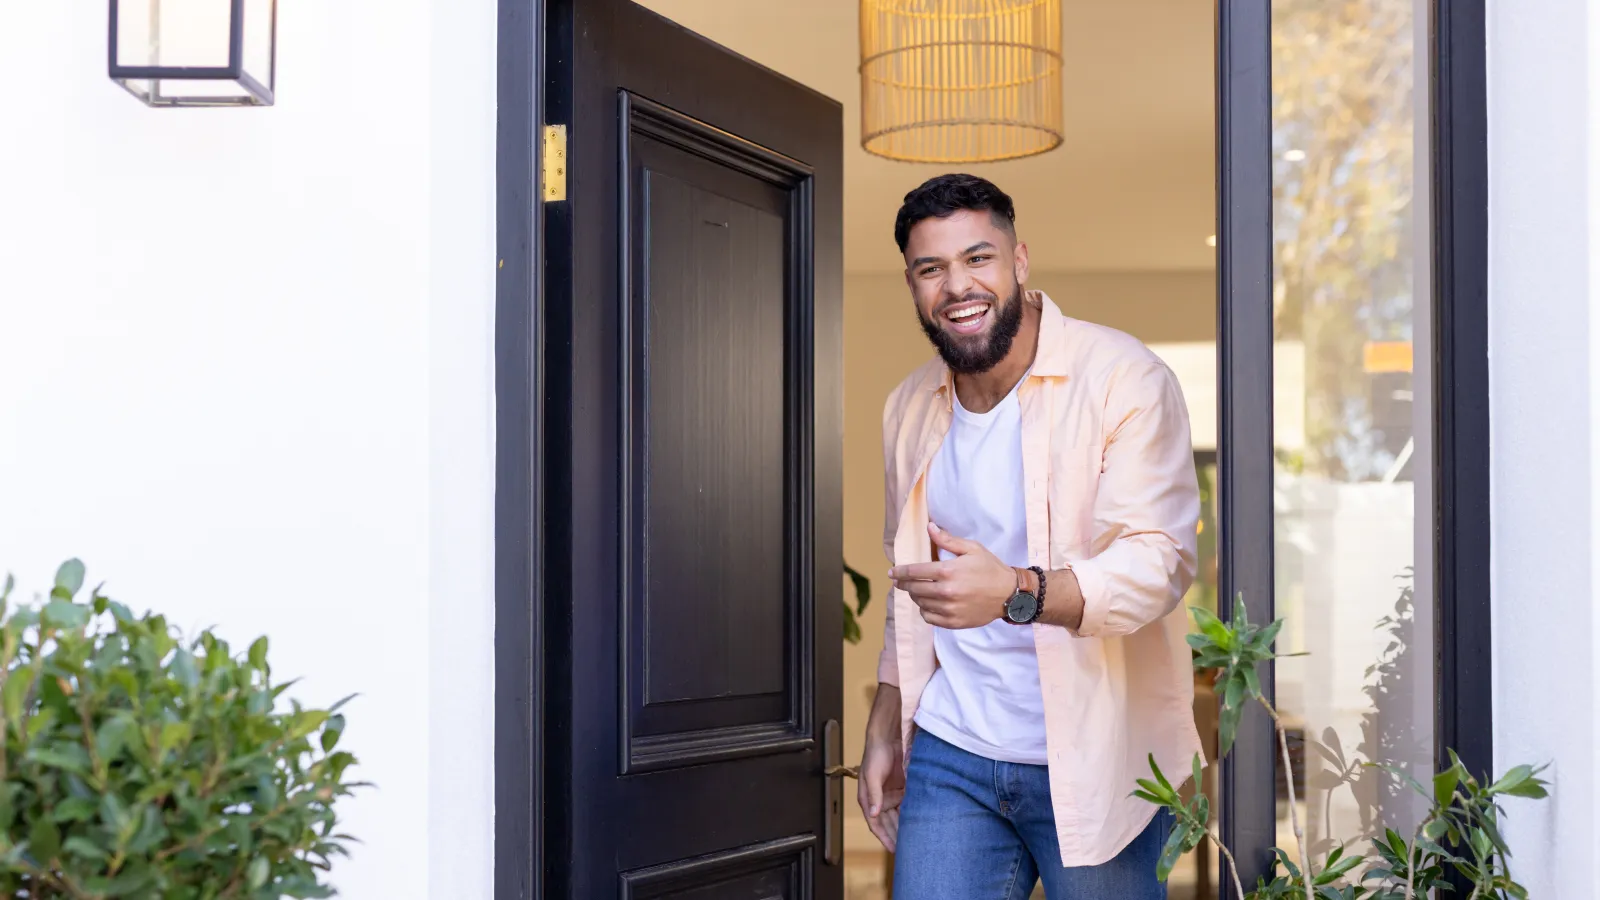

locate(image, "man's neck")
[[953, 298, 1042, 414]]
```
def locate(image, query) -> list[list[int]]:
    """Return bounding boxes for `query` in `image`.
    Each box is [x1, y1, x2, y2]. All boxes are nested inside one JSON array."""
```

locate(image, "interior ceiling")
[[633, 0, 1216, 275]]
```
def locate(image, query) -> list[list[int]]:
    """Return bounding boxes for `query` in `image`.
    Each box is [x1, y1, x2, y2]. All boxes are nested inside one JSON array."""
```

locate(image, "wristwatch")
[[1003, 566, 1047, 625]]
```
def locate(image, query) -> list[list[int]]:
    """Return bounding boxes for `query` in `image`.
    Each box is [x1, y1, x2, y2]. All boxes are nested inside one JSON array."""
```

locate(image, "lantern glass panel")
[[242, 0, 275, 92], [114, 0, 232, 69]]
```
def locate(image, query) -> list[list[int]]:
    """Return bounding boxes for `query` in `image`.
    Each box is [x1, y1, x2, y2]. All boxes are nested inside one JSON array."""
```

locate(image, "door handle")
[[822, 719, 857, 866]]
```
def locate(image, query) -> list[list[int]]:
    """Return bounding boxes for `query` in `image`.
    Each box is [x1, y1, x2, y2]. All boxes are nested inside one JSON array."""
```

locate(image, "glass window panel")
[[1270, 0, 1434, 864]]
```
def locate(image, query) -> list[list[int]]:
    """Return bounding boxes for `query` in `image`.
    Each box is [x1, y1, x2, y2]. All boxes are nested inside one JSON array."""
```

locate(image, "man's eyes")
[[919, 256, 990, 276]]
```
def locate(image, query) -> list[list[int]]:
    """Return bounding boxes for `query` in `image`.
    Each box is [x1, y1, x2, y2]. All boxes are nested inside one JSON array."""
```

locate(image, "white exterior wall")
[[1488, 0, 1600, 895], [0, 2, 497, 898]]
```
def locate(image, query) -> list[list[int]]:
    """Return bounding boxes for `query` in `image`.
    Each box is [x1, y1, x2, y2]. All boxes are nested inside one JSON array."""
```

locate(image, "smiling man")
[[857, 174, 1204, 898]]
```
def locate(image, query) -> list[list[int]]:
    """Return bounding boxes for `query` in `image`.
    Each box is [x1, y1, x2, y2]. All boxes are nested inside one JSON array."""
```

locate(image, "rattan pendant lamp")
[[860, 0, 1064, 164]]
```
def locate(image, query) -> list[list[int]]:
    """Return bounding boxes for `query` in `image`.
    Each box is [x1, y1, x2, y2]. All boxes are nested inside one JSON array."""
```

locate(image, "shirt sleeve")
[[877, 393, 901, 687], [1068, 360, 1201, 639]]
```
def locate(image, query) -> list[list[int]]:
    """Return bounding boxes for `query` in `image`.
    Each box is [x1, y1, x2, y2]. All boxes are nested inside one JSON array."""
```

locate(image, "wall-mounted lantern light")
[[109, 0, 277, 107]]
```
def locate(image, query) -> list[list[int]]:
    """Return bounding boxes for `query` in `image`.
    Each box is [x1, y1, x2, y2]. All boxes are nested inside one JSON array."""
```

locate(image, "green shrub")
[[0, 560, 362, 899]]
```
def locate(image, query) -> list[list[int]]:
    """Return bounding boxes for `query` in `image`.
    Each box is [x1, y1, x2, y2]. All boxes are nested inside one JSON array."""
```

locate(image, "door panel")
[[545, 1, 843, 897], [621, 95, 817, 775], [620, 836, 814, 900]]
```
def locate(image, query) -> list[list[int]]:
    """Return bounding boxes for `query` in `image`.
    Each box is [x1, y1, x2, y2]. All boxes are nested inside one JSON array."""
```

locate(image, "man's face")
[[903, 209, 1030, 375]]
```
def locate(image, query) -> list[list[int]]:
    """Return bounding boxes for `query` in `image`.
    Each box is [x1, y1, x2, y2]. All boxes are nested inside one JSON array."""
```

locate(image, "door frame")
[[494, 0, 547, 898], [1214, 0, 1492, 891]]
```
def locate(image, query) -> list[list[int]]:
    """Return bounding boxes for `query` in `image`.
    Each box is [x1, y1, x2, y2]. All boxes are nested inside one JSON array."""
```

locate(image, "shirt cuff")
[[1067, 560, 1110, 638]]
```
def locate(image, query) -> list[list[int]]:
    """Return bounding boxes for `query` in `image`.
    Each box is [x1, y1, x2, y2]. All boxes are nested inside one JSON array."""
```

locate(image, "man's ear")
[[1013, 241, 1030, 285]]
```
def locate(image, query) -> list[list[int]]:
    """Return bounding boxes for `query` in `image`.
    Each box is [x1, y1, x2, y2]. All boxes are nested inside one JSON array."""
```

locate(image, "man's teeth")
[[948, 306, 986, 321]]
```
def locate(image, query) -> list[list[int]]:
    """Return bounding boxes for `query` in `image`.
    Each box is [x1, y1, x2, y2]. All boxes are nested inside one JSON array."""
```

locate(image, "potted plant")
[[1135, 596, 1548, 899], [0, 560, 362, 899]]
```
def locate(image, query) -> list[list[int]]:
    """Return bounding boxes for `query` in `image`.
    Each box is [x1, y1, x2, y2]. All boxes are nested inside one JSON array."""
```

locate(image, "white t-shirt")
[[912, 376, 1048, 765]]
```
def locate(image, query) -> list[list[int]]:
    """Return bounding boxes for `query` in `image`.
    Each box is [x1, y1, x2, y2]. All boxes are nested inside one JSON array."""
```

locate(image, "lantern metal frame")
[[108, 0, 278, 108]]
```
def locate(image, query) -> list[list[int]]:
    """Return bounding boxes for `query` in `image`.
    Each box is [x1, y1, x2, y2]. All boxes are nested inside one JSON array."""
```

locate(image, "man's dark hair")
[[893, 174, 1017, 253]]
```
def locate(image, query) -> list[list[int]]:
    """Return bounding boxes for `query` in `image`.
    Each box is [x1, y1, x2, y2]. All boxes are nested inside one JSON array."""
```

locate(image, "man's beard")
[[918, 284, 1025, 375]]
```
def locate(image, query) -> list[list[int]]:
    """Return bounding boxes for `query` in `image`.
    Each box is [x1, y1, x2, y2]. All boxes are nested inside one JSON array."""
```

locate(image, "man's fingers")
[[928, 521, 978, 555], [879, 787, 903, 814], [888, 561, 944, 583], [879, 808, 900, 853], [867, 814, 894, 853], [859, 773, 882, 817]]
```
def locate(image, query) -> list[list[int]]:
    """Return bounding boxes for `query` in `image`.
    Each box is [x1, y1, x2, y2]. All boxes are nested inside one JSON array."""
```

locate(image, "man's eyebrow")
[[910, 242, 997, 268]]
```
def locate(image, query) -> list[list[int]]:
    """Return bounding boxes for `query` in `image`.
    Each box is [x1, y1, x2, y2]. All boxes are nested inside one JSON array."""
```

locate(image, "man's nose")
[[945, 264, 975, 298]]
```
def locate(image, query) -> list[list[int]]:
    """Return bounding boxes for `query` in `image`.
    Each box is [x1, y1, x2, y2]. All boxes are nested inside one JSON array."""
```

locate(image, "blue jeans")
[[893, 730, 1173, 899]]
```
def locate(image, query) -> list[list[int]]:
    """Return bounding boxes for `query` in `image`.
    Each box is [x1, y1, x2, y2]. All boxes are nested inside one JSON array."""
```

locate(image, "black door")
[[542, 0, 844, 897]]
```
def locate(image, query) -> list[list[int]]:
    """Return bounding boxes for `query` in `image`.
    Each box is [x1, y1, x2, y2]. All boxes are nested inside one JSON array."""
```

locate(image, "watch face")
[[1005, 591, 1039, 624]]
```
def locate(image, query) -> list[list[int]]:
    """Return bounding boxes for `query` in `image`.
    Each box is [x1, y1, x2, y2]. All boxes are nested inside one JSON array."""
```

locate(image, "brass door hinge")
[[542, 124, 567, 202]]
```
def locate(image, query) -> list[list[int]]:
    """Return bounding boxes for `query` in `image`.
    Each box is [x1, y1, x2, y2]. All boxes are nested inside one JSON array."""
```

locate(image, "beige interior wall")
[[839, 268, 1214, 851]]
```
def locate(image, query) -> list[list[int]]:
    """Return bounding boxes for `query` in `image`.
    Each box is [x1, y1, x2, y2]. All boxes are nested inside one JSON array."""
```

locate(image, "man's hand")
[[888, 522, 1016, 629], [859, 685, 905, 852]]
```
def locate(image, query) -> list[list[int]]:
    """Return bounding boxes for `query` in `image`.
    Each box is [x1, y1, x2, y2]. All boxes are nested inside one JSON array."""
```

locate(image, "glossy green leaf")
[[1224, 671, 1245, 710], [42, 598, 90, 630], [1190, 605, 1233, 649], [1434, 767, 1460, 806], [106, 599, 135, 625], [53, 559, 86, 598], [1489, 764, 1550, 799], [62, 836, 108, 861], [1241, 662, 1261, 700], [28, 744, 93, 779], [1314, 849, 1362, 885], [1271, 846, 1302, 881], [170, 648, 199, 688], [1155, 817, 1189, 881], [322, 714, 346, 752], [29, 818, 61, 864], [2, 672, 32, 732], [1150, 754, 1174, 794], [1131, 789, 1166, 806], [1218, 700, 1241, 758], [844, 562, 873, 616], [1253, 617, 1285, 653], [249, 635, 270, 672], [289, 710, 330, 740]]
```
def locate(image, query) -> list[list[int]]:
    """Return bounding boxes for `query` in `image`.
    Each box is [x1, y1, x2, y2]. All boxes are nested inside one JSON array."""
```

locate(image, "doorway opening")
[[630, 2, 1219, 897]]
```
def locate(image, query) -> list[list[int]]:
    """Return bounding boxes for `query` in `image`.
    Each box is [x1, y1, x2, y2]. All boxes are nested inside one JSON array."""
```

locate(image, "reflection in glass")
[[1270, 0, 1433, 863]]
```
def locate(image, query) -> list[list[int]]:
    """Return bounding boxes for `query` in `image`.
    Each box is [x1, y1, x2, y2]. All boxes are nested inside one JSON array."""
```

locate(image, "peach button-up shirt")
[[878, 292, 1204, 867]]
